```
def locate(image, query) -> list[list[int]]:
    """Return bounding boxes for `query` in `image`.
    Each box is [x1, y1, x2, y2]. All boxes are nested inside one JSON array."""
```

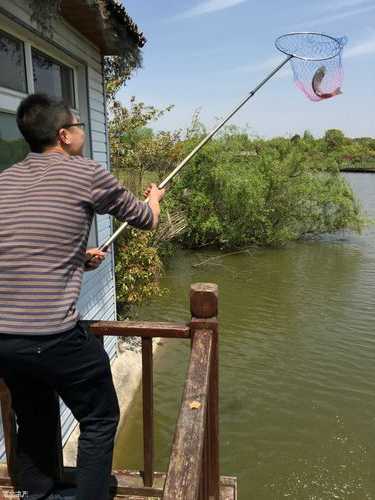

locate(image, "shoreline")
[[340, 167, 375, 173]]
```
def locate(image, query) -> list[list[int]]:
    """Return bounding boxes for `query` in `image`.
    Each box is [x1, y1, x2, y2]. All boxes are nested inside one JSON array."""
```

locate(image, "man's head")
[[16, 93, 86, 155]]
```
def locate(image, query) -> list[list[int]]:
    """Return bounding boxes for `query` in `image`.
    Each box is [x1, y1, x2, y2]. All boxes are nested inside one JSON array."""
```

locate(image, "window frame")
[[0, 28, 28, 95], [31, 46, 77, 111], [0, 26, 80, 115]]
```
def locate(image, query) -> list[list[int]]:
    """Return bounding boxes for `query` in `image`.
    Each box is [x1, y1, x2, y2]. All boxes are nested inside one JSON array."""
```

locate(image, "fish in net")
[[276, 33, 347, 102], [292, 42, 347, 101]]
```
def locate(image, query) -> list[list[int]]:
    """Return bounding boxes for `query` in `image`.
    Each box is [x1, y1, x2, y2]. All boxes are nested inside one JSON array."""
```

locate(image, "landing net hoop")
[[275, 32, 347, 61]]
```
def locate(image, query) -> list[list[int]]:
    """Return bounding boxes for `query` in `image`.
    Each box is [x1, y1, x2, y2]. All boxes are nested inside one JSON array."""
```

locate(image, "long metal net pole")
[[99, 54, 293, 251]]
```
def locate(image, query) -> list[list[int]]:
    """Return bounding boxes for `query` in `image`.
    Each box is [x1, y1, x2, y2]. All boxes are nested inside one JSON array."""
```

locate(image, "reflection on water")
[[114, 173, 375, 499]]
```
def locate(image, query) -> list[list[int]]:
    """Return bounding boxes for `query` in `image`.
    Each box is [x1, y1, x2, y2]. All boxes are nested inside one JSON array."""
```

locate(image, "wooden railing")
[[0, 283, 237, 499]]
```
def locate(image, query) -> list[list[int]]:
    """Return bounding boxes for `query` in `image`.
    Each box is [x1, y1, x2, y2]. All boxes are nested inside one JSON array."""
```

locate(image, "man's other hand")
[[84, 248, 107, 271]]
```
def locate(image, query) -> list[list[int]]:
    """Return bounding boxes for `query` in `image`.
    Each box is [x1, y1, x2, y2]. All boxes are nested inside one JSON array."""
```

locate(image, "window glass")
[[0, 30, 27, 93], [32, 49, 75, 108], [0, 112, 29, 172]]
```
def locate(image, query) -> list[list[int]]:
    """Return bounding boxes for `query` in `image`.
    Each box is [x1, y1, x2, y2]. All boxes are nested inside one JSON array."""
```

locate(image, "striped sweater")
[[0, 152, 153, 335]]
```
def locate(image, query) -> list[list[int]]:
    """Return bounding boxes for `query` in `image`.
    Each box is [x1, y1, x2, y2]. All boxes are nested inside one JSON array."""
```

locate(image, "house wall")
[[0, 0, 118, 462]]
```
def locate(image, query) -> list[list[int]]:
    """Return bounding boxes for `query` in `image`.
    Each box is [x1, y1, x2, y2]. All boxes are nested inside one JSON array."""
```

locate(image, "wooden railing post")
[[162, 329, 213, 500], [190, 283, 219, 500], [142, 337, 154, 487]]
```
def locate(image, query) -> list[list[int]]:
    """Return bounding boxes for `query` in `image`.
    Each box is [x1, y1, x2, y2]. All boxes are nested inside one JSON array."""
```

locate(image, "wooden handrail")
[[163, 329, 213, 500], [85, 320, 190, 338]]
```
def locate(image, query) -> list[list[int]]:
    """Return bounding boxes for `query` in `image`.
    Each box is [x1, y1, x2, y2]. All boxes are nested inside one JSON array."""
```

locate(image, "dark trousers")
[[0, 322, 120, 500]]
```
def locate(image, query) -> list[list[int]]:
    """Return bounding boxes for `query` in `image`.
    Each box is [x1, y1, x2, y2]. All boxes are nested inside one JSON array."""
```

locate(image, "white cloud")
[[297, 3, 375, 28], [236, 56, 282, 73], [345, 34, 375, 58], [322, 0, 372, 12], [174, 0, 247, 19], [235, 55, 292, 80]]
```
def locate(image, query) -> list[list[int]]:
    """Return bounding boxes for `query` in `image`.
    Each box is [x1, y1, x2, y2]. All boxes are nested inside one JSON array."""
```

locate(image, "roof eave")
[[60, 0, 146, 56]]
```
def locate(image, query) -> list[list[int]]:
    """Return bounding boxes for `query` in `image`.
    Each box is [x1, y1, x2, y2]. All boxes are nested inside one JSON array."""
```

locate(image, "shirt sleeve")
[[91, 163, 153, 230]]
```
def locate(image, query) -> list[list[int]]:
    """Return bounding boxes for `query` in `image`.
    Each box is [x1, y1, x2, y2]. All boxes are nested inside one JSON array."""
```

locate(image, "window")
[[0, 112, 29, 172], [0, 30, 27, 93], [32, 49, 76, 108]]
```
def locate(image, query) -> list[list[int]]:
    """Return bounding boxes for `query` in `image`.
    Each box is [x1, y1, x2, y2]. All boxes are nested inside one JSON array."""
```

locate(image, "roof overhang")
[[60, 0, 146, 55]]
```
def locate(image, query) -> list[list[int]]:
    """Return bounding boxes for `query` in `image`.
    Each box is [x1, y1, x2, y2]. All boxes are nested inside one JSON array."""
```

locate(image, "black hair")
[[16, 94, 73, 153]]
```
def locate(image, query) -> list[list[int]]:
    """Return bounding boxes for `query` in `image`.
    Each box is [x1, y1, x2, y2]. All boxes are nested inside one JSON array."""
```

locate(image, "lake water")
[[113, 173, 375, 499]]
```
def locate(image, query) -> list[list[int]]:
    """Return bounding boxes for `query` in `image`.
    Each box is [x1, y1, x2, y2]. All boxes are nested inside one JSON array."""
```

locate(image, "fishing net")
[[275, 32, 347, 102]]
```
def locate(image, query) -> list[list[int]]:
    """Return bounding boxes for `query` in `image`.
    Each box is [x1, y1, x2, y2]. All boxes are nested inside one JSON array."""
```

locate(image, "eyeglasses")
[[61, 122, 86, 130]]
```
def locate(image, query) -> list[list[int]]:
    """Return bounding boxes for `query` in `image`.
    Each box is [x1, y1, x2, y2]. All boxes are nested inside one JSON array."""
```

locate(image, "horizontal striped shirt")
[[0, 152, 153, 335]]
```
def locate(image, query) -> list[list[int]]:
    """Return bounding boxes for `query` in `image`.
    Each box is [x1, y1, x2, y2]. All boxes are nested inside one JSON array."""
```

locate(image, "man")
[[0, 94, 165, 499]]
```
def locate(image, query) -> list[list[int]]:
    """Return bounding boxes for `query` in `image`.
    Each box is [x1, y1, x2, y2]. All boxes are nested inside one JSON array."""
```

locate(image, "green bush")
[[168, 133, 363, 248], [114, 223, 165, 319]]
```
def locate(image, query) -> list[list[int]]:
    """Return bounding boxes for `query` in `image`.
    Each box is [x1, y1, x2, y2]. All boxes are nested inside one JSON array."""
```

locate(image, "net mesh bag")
[[275, 33, 347, 102]]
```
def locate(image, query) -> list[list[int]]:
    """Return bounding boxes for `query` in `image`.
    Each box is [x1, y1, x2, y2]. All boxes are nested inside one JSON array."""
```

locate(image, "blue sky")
[[119, 0, 375, 139]]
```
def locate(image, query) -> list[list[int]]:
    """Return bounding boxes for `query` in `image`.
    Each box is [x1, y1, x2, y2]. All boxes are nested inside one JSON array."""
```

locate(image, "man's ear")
[[58, 128, 71, 145]]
